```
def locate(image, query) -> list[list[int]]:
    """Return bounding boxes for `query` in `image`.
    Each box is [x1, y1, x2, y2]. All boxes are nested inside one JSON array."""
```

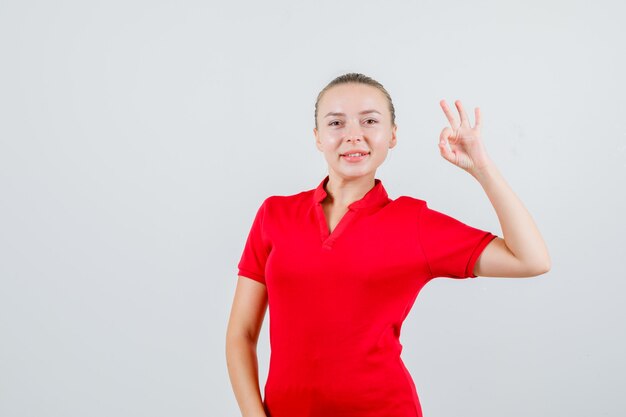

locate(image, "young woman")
[[225, 73, 550, 417]]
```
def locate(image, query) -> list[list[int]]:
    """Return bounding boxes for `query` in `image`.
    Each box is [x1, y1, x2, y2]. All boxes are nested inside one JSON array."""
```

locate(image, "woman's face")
[[313, 83, 397, 181]]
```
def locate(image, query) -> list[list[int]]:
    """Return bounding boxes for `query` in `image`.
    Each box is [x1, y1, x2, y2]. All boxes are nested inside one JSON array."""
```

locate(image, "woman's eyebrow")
[[324, 109, 381, 118]]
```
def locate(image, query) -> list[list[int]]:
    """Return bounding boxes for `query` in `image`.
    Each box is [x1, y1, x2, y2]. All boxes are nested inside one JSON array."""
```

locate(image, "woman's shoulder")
[[259, 187, 317, 210], [390, 194, 428, 209]]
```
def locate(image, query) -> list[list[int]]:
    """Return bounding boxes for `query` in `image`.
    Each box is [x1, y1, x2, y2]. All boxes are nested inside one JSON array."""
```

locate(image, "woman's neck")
[[323, 173, 376, 207]]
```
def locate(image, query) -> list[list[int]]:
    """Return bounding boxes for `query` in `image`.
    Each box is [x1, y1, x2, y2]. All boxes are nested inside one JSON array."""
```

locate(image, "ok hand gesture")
[[439, 99, 493, 177]]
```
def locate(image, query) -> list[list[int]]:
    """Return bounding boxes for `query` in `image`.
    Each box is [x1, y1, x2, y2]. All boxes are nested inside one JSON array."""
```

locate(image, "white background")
[[1, 0, 624, 416]]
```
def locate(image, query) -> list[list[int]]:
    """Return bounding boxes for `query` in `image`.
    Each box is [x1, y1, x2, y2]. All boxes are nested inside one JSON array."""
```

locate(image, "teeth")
[[345, 152, 367, 157]]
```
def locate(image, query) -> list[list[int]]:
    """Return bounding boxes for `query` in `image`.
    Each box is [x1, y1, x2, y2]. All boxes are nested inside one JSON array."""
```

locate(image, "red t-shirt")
[[237, 175, 498, 417]]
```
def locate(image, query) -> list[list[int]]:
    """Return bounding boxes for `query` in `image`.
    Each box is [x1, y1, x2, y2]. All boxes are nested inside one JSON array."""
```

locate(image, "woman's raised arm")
[[438, 99, 551, 278]]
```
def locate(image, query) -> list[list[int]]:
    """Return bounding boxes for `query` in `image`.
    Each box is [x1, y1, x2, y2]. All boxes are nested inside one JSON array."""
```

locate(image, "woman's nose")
[[345, 120, 363, 141]]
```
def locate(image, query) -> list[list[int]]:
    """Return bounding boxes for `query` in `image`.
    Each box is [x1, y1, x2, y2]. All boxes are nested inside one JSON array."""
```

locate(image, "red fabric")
[[237, 175, 498, 417]]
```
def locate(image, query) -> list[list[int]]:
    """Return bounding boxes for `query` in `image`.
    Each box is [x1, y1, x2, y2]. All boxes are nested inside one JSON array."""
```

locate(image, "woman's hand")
[[438, 99, 493, 177]]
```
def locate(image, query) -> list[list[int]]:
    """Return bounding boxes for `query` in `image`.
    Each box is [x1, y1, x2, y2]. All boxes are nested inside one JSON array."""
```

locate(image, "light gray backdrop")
[[1, 1, 624, 416]]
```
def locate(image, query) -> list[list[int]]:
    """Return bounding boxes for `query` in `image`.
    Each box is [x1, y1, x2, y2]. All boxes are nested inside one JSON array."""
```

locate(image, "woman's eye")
[[365, 119, 378, 125]]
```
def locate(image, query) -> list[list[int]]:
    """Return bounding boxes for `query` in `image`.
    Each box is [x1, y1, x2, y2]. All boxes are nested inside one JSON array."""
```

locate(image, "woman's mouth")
[[340, 151, 370, 162]]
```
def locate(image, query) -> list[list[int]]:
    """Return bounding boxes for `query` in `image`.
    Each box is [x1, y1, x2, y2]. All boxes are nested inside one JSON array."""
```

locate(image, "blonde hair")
[[314, 72, 396, 129]]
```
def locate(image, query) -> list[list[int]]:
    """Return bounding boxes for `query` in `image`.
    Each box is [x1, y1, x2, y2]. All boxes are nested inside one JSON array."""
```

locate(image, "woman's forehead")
[[320, 84, 387, 111]]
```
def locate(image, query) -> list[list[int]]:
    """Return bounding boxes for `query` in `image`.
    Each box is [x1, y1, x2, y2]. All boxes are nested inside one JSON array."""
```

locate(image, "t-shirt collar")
[[313, 174, 389, 210]]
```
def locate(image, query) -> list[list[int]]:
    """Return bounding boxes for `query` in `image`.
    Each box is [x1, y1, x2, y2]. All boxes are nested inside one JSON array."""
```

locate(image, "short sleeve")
[[417, 201, 497, 279], [237, 198, 271, 285]]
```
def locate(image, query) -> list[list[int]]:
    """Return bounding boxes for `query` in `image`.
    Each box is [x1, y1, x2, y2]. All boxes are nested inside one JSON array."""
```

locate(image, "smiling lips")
[[340, 150, 370, 157], [340, 150, 370, 162]]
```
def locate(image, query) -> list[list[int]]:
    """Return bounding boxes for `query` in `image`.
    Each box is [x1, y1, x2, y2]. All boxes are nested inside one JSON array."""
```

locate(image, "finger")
[[455, 100, 469, 125], [441, 125, 460, 145], [474, 107, 481, 129], [439, 127, 455, 163], [439, 127, 452, 144], [440, 99, 458, 128]]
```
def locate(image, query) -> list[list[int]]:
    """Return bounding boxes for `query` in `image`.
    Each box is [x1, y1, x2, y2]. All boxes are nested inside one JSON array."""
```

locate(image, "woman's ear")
[[313, 127, 322, 151], [390, 125, 398, 149]]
